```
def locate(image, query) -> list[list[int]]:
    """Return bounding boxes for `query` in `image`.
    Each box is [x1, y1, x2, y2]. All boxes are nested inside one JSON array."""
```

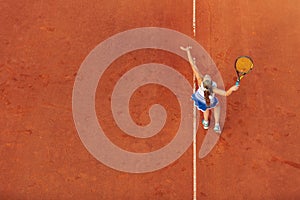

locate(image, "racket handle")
[[235, 80, 240, 86]]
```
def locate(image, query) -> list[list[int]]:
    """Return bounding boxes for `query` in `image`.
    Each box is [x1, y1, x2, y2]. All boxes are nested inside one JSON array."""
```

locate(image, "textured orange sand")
[[1, 0, 299, 199]]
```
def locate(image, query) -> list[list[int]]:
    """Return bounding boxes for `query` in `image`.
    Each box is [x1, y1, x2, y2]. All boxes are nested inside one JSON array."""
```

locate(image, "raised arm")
[[180, 46, 204, 83], [213, 85, 239, 96]]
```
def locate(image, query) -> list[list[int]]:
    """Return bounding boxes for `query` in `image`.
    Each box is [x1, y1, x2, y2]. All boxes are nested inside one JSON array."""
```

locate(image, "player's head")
[[203, 74, 212, 88]]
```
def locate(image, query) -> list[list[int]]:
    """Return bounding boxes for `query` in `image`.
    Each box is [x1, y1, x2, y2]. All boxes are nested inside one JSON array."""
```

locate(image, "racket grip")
[[235, 81, 240, 86]]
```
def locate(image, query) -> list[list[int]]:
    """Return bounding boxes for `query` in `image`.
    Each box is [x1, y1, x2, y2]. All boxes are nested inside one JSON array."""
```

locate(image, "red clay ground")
[[1, 0, 299, 199]]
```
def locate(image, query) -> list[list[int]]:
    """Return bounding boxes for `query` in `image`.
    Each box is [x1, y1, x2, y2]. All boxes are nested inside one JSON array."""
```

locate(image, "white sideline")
[[192, 1, 197, 200]]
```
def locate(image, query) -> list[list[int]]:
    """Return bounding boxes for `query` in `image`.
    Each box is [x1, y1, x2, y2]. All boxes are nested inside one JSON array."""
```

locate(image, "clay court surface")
[[1, 0, 300, 199]]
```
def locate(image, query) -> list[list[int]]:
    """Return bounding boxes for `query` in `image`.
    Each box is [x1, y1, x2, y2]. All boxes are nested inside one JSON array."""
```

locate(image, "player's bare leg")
[[213, 104, 221, 133], [203, 110, 209, 122], [202, 110, 210, 129]]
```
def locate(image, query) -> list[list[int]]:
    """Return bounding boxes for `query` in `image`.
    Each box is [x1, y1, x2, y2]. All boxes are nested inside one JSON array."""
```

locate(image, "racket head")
[[234, 56, 253, 85], [235, 56, 253, 73]]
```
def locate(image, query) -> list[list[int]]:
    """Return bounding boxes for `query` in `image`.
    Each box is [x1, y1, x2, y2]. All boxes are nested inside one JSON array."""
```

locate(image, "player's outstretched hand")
[[180, 46, 192, 52], [231, 85, 239, 92]]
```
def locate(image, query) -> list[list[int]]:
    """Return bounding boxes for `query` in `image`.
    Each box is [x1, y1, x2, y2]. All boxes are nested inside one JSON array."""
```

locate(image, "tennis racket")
[[235, 56, 254, 85]]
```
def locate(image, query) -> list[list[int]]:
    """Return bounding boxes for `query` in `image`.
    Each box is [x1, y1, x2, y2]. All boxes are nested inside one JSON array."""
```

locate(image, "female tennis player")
[[180, 46, 239, 134]]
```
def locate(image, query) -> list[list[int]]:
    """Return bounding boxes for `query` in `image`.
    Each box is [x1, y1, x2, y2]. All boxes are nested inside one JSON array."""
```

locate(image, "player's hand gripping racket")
[[235, 56, 254, 85]]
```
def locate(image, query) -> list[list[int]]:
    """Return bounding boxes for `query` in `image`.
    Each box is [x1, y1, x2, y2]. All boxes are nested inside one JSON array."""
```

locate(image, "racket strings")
[[235, 56, 253, 73]]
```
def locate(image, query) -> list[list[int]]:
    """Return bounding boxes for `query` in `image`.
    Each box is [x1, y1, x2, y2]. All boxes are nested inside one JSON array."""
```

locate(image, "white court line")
[[192, 1, 197, 200], [193, 0, 196, 37]]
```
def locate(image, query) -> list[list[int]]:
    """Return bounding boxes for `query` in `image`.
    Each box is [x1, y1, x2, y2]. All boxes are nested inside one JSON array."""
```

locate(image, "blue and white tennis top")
[[191, 81, 219, 111]]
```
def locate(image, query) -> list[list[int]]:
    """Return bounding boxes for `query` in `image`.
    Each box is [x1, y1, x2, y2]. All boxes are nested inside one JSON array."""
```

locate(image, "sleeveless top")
[[194, 81, 217, 106]]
